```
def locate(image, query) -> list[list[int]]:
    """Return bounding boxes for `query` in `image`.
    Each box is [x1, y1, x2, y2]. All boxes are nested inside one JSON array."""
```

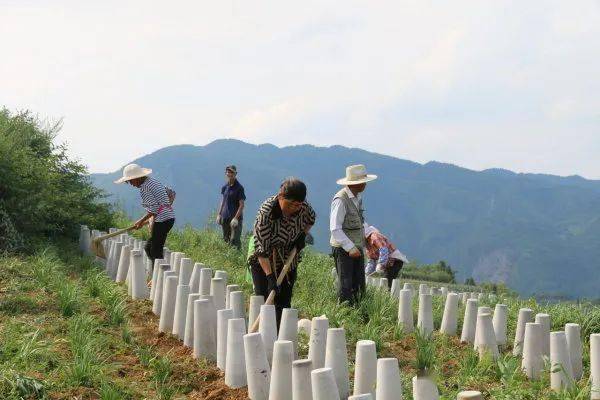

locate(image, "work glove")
[[216, 215, 222, 225], [266, 273, 279, 296], [230, 218, 239, 228], [376, 263, 385, 274], [292, 232, 306, 252]]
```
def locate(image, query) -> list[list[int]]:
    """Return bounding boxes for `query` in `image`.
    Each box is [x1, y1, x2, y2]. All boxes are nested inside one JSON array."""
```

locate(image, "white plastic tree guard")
[[244, 332, 271, 400], [460, 299, 478, 344], [513, 308, 534, 356], [178, 257, 193, 286], [412, 375, 439, 400], [376, 357, 403, 400], [349, 395, 372, 399], [417, 294, 433, 335], [324, 328, 350, 399], [353, 340, 377, 398], [398, 289, 414, 333], [474, 313, 499, 360], [521, 322, 543, 380], [269, 340, 294, 400], [230, 290, 246, 321], [591, 334, 600, 400], [565, 323, 583, 380], [115, 244, 131, 283], [199, 267, 213, 295], [248, 295, 265, 333], [215, 270, 228, 286], [379, 278, 389, 291], [172, 284, 191, 338], [226, 284, 241, 309], [550, 331, 574, 392], [210, 277, 226, 311], [308, 316, 329, 370], [298, 318, 312, 336], [390, 279, 400, 298], [292, 359, 313, 400], [107, 241, 124, 280], [279, 308, 299, 359], [419, 284, 430, 296], [152, 264, 171, 315], [492, 304, 508, 346], [225, 318, 247, 389], [260, 304, 278, 365], [184, 293, 202, 347], [163, 248, 171, 266], [535, 313, 551, 357], [150, 258, 165, 301], [188, 262, 204, 293], [217, 308, 234, 371], [193, 299, 217, 361], [456, 391, 482, 400], [171, 252, 183, 274], [440, 293, 459, 335], [130, 250, 148, 300], [311, 367, 340, 400], [158, 275, 178, 333]]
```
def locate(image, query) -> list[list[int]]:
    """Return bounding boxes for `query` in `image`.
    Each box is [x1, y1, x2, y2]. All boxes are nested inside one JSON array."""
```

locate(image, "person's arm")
[[233, 199, 244, 220], [216, 197, 224, 224], [330, 199, 360, 255], [134, 212, 153, 229]]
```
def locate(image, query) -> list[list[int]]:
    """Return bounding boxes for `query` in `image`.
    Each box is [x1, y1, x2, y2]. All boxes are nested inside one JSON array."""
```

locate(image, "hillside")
[[91, 139, 600, 299]]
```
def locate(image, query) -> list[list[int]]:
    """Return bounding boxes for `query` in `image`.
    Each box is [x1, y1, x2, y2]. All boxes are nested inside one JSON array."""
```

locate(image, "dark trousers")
[[332, 246, 365, 305], [250, 260, 297, 329], [385, 260, 404, 289], [144, 218, 175, 267], [221, 217, 243, 250]]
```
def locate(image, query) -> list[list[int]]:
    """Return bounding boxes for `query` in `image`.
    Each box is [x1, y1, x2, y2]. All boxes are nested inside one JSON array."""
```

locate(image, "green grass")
[[157, 226, 600, 399]]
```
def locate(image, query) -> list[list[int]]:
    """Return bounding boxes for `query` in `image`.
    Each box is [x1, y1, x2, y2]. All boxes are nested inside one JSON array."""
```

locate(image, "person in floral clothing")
[[364, 226, 408, 290]]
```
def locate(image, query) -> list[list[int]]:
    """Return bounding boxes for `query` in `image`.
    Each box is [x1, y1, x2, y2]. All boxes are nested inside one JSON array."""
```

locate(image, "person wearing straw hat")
[[114, 163, 176, 266], [330, 164, 377, 305]]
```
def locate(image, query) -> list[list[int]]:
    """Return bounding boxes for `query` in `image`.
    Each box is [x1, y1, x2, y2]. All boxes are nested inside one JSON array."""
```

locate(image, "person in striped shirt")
[[115, 164, 175, 265], [248, 177, 316, 327]]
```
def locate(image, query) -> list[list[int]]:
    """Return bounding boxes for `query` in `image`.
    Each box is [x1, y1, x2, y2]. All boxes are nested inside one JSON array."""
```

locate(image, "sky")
[[1, 0, 600, 178]]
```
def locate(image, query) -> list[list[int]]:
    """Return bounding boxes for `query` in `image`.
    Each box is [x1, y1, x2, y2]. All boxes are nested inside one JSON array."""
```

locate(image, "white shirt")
[[330, 186, 369, 252]]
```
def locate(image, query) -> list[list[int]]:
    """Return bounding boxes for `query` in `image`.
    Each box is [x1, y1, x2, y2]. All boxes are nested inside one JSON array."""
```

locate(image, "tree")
[[0, 109, 114, 252]]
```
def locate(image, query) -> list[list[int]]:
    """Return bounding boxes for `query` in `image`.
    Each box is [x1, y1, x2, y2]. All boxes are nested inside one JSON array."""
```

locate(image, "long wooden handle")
[[93, 224, 136, 243], [249, 248, 297, 333]]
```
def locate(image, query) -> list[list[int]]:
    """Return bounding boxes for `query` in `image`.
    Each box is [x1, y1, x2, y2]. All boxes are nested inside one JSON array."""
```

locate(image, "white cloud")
[[1, 0, 599, 178]]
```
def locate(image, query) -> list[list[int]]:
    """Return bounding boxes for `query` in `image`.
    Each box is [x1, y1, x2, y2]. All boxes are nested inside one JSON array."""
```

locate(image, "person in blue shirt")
[[216, 165, 246, 249]]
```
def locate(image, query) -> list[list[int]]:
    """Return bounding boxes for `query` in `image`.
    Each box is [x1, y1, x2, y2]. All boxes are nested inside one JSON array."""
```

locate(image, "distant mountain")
[[91, 139, 600, 299]]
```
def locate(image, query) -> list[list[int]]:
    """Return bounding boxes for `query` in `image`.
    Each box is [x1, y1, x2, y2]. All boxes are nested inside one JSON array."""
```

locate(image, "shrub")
[[0, 108, 114, 252]]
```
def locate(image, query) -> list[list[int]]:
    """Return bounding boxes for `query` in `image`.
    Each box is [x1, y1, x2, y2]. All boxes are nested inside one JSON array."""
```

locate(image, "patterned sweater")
[[249, 195, 316, 272]]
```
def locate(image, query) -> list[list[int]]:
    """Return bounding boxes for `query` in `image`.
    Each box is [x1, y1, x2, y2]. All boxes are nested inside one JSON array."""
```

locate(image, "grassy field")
[[2, 226, 599, 399]]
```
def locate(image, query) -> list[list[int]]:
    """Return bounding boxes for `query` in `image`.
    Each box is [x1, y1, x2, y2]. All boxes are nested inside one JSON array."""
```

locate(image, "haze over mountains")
[[91, 139, 600, 299]]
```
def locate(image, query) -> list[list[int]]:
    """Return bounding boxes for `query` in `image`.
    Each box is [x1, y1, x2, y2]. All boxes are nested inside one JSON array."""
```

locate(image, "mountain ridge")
[[91, 139, 600, 299]]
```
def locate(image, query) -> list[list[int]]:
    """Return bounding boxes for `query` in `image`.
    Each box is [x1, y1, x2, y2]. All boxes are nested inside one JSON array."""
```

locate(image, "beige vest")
[[330, 188, 365, 249]]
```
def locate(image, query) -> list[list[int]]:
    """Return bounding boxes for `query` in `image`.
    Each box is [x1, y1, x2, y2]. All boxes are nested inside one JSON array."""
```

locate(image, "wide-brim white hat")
[[336, 164, 377, 185], [114, 163, 152, 184]]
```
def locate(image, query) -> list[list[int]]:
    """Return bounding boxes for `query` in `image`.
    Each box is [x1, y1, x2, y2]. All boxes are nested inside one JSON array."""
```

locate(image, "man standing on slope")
[[216, 165, 246, 250], [330, 164, 377, 305]]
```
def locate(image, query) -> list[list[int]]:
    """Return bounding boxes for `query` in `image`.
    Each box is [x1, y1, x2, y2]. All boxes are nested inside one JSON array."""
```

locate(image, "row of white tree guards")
[[365, 274, 600, 399], [80, 226, 599, 399]]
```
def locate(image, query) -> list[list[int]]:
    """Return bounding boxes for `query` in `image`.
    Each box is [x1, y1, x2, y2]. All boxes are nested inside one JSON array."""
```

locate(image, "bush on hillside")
[[0, 108, 114, 252], [402, 260, 457, 283]]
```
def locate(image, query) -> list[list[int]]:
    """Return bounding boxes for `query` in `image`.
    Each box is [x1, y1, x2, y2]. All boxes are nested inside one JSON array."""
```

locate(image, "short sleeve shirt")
[[219, 180, 246, 220]]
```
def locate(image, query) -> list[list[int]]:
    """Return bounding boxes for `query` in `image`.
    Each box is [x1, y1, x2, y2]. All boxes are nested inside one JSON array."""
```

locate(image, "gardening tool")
[[91, 224, 137, 259], [249, 247, 297, 333]]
